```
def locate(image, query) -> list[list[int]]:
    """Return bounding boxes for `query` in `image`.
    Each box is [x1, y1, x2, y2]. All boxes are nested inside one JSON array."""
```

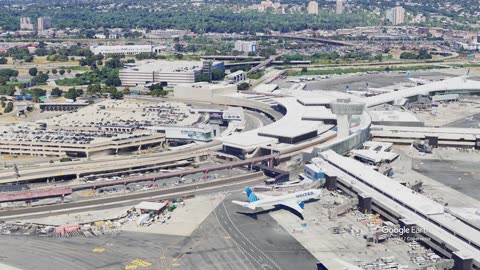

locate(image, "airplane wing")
[[279, 200, 304, 214]]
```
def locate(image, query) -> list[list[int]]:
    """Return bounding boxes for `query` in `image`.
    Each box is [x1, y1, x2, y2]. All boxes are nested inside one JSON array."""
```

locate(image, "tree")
[[97, 60, 103, 66], [301, 67, 308, 73], [59, 69, 65, 76], [52, 69, 58, 75], [122, 88, 130, 95], [174, 43, 183, 52], [150, 88, 168, 97], [0, 57, 7, 64], [0, 100, 5, 108], [87, 84, 101, 95], [64, 88, 83, 101], [67, 69, 72, 75], [4, 102, 13, 113], [32, 72, 49, 84], [237, 82, 250, 90], [105, 57, 123, 69], [0, 85, 15, 96], [197, 73, 209, 82], [28, 67, 38, 77], [28, 88, 46, 97], [212, 69, 224, 80], [50, 87, 63, 97], [110, 90, 124, 99], [105, 74, 122, 87]]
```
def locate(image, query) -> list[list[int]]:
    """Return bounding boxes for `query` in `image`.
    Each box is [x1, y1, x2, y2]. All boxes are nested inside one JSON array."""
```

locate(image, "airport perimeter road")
[[0, 172, 265, 221]]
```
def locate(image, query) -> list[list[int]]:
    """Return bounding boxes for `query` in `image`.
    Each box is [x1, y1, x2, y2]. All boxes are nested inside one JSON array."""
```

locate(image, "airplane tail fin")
[[245, 186, 259, 203]]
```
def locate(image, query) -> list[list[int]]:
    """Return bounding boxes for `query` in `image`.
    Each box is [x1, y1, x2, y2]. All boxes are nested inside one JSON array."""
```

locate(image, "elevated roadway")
[[0, 153, 278, 202], [0, 172, 265, 220], [262, 34, 354, 47], [247, 54, 283, 74], [0, 143, 221, 184]]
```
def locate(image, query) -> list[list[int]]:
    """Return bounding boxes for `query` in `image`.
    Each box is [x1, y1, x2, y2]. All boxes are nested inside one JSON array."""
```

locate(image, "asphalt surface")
[[443, 112, 480, 128], [213, 193, 318, 270], [275, 70, 459, 92], [412, 158, 480, 200], [0, 187, 317, 270], [0, 231, 183, 270]]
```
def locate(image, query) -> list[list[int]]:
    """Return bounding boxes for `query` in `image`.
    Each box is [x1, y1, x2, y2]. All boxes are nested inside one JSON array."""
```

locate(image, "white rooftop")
[[365, 76, 480, 107], [217, 130, 278, 151], [135, 201, 167, 211], [350, 149, 399, 163], [320, 150, 445, 215], [122, 60, 215, 73], [369, 109, 422, 123]]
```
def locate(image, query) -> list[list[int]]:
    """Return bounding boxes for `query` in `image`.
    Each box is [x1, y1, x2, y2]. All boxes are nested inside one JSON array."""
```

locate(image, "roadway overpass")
[[262, 35, 354, 47], [0, 172, 266, 219]]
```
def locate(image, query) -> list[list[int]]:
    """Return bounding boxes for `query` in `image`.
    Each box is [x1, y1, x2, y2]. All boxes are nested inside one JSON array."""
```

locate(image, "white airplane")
[[407, 72, 430, 85], [232, 186, 321, 214]]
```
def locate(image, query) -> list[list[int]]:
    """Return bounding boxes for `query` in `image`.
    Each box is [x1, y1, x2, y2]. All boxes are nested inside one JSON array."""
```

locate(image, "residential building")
[[234, 40, 257, 53], [20, 17, 34, 30], [37, 17, 51, 31], [336, 0, 344, 15], [307, 1, 319, 15], [386, 6, 405, 25]]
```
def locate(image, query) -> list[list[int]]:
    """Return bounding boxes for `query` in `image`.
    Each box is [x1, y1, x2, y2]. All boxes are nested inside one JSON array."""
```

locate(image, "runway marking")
[[92, 248, 105, 253], [131, 259, 152, 267], [125, 265, 138, 270], [224, 236, 231, 239]]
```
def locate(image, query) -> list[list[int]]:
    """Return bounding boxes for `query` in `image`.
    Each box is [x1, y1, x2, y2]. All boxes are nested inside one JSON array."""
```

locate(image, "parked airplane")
[[407, 72, 430, 85], [232, 186, 321, 214]]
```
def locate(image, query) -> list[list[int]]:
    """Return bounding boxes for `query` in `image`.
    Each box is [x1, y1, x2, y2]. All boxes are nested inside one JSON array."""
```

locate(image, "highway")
[[262, 34, 354, 47], [248, 54, 283, 75], [0, 172, 265, 220]]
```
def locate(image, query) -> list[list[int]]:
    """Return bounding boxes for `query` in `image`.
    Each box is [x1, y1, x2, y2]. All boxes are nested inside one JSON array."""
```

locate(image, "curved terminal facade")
[[211, 75, 480, 162]]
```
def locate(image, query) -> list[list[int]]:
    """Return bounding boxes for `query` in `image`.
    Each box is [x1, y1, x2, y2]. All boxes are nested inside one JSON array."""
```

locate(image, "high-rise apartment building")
[[307, 1, 318, 15], [386, 6, 405, 25], [20, 17, 34, 30], [38, 17, 52, 31], [234, 40, 257, 53], [336, 0, 344, 15]]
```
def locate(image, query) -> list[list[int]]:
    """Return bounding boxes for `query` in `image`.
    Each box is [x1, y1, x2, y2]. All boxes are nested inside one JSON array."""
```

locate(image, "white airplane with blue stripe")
[[232, 186, 322, 215]]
